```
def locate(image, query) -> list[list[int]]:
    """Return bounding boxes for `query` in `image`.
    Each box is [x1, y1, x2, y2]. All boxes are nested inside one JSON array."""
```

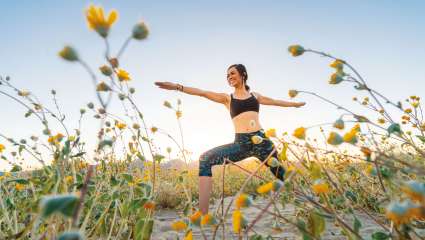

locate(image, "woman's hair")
[[228, 64, 249, 91]]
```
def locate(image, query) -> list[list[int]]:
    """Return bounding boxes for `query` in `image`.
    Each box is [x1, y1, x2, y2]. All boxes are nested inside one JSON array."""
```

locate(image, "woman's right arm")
[[155, 82, 229, 105]]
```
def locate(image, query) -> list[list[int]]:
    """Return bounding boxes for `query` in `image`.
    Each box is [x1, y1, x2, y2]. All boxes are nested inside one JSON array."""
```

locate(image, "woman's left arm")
[[253, 92, 306, 108]]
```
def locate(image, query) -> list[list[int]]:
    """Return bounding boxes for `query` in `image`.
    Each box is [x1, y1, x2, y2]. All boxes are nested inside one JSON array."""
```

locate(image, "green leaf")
[[71, 152, 86, 158], [134, 218, 154, 240], [11, 164, 22, 172], [121, 173, 133, 182], [371, 231, 390, 240], [308, 212, 326, 238], [353, 216, 361, 234], [416, 135, 425, 143], [58, 231, 85, 240], [387, 123, 402, 135], [40, 194, 79, 218], [7, 178, 29, 184]]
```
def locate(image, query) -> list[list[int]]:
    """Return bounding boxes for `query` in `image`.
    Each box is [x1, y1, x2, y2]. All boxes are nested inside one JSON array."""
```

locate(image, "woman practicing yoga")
[[154, 64, 306, 214]]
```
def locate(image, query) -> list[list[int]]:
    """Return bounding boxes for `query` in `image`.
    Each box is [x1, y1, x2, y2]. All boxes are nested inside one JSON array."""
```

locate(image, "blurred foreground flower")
[[327, 132, 343, 145], [257, 180, 283, 194], [251, 135, 263, 144], [85, 4, 118, 38], [201, 213, 217, 226], [189, 210, 202, 226], [0, 144, 5, 153], [232, 209, 247, 233], [235, 194, 253, 209], [171, 220, 188, 232], [401, 180, 425, 202], [311, 179, 330, 195], [265, 128, 276, 138], [333, 118, 345, 129], [293, 127, 306, 140]]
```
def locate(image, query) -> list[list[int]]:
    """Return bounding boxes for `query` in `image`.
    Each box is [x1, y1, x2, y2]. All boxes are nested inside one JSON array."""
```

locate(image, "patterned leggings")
[[199, 129, 285, 180]]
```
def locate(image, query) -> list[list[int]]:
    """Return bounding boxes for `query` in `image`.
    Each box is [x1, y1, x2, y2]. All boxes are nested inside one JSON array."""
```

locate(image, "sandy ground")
[[151, 196, 408, 240]]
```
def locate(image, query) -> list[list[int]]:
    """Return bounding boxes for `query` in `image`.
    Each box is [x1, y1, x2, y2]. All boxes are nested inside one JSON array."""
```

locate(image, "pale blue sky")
[[1, 1, 424, 170]]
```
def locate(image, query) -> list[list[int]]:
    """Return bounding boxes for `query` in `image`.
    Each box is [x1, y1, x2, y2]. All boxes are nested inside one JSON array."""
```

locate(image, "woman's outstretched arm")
[[155, 81, 229, 105], [253, 91, 305, 108]]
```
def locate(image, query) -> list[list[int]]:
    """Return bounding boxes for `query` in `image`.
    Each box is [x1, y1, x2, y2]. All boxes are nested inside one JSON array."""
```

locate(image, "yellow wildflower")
[[116, 69, 130, 81], [176, 110, 182, 119], [143, 201, 156, 210], [171, 220, 188, 232], [115, 122, 126, 130], [251, 135, 263, 144], [378, 118, 385, 124], [343, 131, 358, 144], [404, 108, 412, 113], [386, 201, 413, 226], [265, 128, 276, 138], [184, 230, 193, 240], [232, 210, 246, 233], [5, 172, 11, 177], [293, 127, 306, 140], [311, 179, 330, 195], [0, 144, 5, 153], [235, 194, 253, 209], [65, 176, 73, 184], [257, 182, 273, 194], [15, 183, 25, 191], [0, 176, 4, 181], [327, 132, 343, 145], [401, 180, 425, 202], [189, 210, 202, 226], [85, 4, 118, 38], [329, 59, 344, 70], [257, 180, 283, 194], [150, 126, 158, 133], [201, 213, 217, 226]]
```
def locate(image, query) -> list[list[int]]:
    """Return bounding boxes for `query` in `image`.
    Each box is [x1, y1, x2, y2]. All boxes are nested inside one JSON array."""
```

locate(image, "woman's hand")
[[295, 102, 306, 108], [154, 81, 177, 90]]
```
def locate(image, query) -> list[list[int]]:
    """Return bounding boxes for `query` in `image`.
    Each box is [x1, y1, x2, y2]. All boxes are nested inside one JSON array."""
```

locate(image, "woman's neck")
[[233, 85, 248, 97]]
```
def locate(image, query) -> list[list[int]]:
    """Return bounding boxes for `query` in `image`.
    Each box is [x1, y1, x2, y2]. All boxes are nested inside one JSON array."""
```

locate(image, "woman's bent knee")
[[199, 152, 213, 177]]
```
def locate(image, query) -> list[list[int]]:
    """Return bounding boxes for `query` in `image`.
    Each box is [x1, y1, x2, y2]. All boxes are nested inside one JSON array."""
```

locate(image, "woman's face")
[[227, 67, 243, 88]]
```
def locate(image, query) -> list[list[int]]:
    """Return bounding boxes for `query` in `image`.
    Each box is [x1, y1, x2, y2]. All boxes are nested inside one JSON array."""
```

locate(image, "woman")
[[155, 64, 305, 214]]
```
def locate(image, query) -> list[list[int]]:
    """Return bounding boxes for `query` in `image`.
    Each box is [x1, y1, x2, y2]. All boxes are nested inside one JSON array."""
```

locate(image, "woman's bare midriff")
[[231, 111, 262, 133], [224, 95, 262, 133]]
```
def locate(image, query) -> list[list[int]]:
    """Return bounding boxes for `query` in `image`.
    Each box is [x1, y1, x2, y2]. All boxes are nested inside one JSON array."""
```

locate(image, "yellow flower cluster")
[[235, 194, 253, 209], [232, 209, 247, 233], [171, 220, 187, 232], [293, 127, 306, 140], [0, 144, 5, 153], [311, 179, 330, 195], [116, 69, 131, 81], [85, 4, 118, 38], [257, 180, 283, 195], [48, 133, 65, 145]]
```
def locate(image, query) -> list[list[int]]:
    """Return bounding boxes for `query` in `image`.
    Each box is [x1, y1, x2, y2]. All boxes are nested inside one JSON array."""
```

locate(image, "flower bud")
[[58, 46, 79, 61], [99, 65, 113, 76], [132, 21, 149, 40]]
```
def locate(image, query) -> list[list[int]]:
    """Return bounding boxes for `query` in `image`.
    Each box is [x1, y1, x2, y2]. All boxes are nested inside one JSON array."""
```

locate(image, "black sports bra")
[[230, 92, 259, 119]]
